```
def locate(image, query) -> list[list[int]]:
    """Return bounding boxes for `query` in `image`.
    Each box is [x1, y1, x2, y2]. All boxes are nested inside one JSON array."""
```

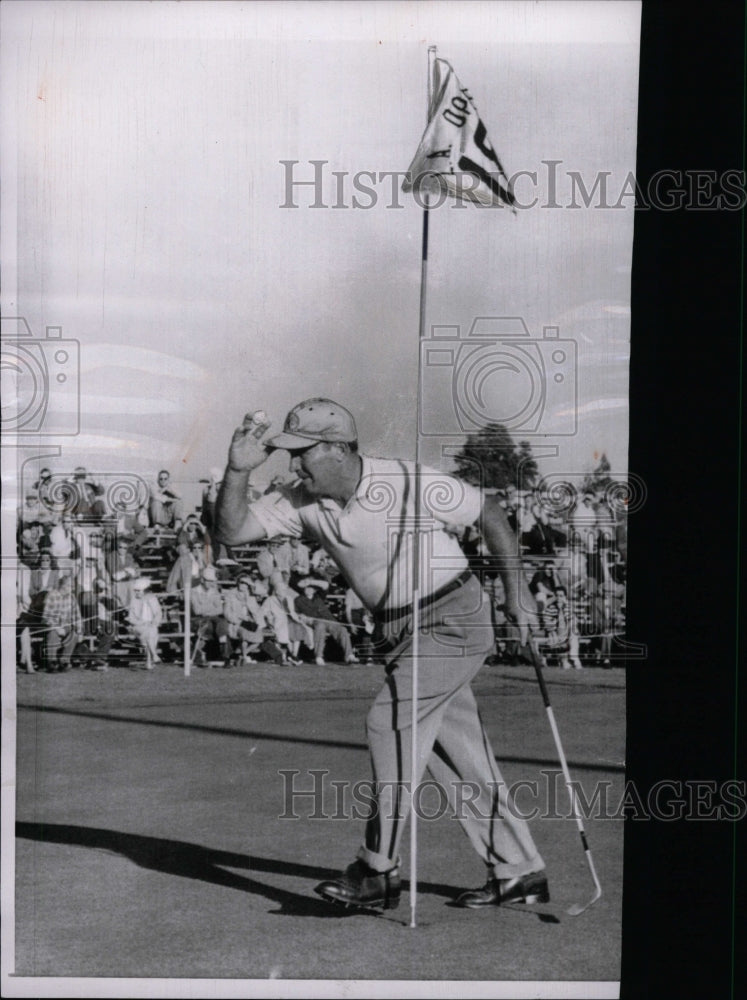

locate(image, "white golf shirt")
[[250, 455, 483, 612]]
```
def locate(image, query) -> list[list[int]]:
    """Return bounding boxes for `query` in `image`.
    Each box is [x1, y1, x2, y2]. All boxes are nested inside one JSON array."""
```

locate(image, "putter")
[[528, 637, 603, 916]]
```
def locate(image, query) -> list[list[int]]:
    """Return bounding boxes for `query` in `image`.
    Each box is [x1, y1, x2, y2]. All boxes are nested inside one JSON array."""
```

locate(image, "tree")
[[582, 453, 614, 494], [452, 423, 539, 491]]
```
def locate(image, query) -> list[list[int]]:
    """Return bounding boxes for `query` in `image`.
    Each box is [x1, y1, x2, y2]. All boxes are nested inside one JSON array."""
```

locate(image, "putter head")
[[566, 884, 602, 916]]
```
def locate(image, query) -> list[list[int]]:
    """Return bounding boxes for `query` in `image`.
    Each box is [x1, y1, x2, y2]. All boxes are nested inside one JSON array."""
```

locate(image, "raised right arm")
[[214, 413, 271, 546]]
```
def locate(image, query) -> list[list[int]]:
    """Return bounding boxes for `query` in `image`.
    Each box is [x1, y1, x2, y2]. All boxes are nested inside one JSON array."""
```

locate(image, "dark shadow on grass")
[[15, 821, 459, 917], [17, 704, 624, 772]]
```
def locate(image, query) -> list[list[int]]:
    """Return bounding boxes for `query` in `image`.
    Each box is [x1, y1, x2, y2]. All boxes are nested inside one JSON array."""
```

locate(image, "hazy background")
[[2, 0, 641, 509]]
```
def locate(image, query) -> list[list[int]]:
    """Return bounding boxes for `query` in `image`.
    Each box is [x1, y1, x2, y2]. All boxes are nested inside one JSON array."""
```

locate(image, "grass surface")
[[11, 661, 625, 989]]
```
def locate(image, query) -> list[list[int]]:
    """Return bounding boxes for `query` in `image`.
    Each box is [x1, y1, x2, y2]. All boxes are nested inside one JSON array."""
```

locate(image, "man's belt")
[[375, 568, 474, 623]]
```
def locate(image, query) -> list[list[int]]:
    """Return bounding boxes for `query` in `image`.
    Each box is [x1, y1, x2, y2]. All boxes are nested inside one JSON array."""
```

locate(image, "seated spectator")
[[112, 495, 150, 555], [128, 577, 163, 669], [105, 536, 140, 607], [289, 537, 311, 582], [78, 577, 122, 671], [190, 565, 232, 667], [344, 587, 375, 665], [294, 578, 357, 666], [586, 552, 626, 668], [523, 496, 558, 556], [529, 562, 562, 628], [42, 575, 83, 672], [29, 550, 58, 602], [19, 490, 46, 529], [166, 540, 206, 594], [255, 543, 276, 581], [178, 513, 207, 544], [149, 469, 183, 530], [33, 467, 53, 500], [221, 575, 266, 664], [69, 467, 106, 519], [48, 513, 79, 571], [264, 577, 311, 664], [538, 586, 583, 671], [309, 548, 341, 586]]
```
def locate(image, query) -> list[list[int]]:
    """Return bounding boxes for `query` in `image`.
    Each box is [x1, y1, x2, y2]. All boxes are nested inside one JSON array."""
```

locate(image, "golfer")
[[216, 398, 548, 911]]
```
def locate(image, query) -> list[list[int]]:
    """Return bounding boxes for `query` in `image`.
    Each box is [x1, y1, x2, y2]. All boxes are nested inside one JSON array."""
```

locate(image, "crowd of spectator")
[[15, 463, 627, 674]]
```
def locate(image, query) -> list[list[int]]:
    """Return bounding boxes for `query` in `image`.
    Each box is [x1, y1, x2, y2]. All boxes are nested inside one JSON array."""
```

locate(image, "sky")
[[1, 0, 641, 511]]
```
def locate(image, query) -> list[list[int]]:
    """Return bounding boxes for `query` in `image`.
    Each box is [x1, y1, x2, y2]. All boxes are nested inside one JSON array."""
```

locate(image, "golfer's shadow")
[[15, 821, 456, 918]]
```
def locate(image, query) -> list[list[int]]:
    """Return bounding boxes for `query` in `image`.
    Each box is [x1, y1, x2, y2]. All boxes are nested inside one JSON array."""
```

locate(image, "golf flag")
[[403, 57, 515, 209]]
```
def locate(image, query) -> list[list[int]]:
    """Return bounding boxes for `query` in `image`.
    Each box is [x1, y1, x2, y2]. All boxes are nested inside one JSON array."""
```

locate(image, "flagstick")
[[184, 577, 191, 676], [409, 42, 437, 931]]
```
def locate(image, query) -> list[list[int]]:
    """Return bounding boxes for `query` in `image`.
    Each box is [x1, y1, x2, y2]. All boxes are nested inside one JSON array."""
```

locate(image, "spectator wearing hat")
[[294, 578, 357, 666], [189, 565, 232, 666], [42, 575, 83, 672], [149, 469, 183, 531], [128, 577, 163, 669]]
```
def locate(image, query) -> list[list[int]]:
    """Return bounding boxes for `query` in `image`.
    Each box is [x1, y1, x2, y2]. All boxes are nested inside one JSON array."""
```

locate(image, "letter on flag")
[[403, 58, 515, 209]]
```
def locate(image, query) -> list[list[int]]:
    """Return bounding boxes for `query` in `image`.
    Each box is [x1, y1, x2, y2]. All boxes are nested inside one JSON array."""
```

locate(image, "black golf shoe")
[[455, 870, 549, 908], [314, 860, 401, 911]]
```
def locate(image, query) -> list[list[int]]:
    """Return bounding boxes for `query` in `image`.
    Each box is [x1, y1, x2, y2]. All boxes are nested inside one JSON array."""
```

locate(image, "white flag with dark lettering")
[[402, 58, 515, 209]]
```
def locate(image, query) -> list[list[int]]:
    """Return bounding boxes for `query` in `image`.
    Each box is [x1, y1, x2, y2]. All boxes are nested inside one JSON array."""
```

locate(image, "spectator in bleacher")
[[105, 536, 141, 607], [295, 578, 357, 666], [33, 467, 53, 500], [69, 467, 106, 519], [190, 565, 232, 667], [529, 562, 561, 625], [128, 577, 163, 669], [586, 551, 626, 668], [255, 543, 276, 581], [538, 586, 582, 671], [18, 520, 45, 565], [344, 586, 375, 665], [309, 548, 341, 585], [149, 469, 183, 531], [19, 490, 46, 529], [76, 576, 120, 672], [289, 537, 311, 582], [113, 495, 150, 555], [222, 575, 266, 664], [177, 514, 208, 549], [42, 574, 83, 672], [271, 538, 294, 582], [77, 529, 109, 633], [29, 550, 58, 601], [166, 542, 193, 594], [570, 492, 599, 583], [523, 495, 559, 556], [48, 514, 78, 570], [595, 494, 617, 554], [264, 576, 310, 664]]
